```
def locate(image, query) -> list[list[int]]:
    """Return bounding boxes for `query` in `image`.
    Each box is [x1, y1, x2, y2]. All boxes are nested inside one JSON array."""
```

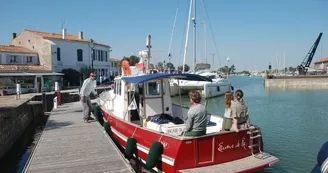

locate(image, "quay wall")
[[0, 87, 110, 159], [264, 75, 328, 89]]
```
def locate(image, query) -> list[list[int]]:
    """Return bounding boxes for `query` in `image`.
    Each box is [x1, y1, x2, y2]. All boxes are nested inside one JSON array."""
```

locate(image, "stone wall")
[[264, 76, 328, 89], [0, 102, 34, 158]]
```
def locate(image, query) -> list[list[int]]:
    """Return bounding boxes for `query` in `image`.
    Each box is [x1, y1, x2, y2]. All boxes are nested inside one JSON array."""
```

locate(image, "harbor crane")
[[297, 32, 323, 75]]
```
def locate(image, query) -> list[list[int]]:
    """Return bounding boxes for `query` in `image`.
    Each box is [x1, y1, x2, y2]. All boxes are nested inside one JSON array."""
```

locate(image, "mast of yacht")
[[182, 0, 193, 73], [192, 0, 196, 72]]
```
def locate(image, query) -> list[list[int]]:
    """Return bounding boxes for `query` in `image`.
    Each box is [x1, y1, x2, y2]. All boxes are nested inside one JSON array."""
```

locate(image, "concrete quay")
[[264, 75, 328, 89]]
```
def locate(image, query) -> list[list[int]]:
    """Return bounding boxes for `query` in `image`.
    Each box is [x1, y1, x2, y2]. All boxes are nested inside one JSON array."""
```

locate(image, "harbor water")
[[2, 76, 327, 173], [174, 76, 328, 173]]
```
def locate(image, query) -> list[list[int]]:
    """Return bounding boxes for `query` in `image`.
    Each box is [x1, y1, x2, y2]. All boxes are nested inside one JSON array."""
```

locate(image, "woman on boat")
[[222, 91, 234, 131], [183, 91, 208, 137], [231, 89, 250, 132]]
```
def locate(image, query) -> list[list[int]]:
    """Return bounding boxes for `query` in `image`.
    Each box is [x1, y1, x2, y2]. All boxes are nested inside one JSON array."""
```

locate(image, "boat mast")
[[204, 19, 207, 63], [146, 35, 151, 73], [182, 0, 193, 73], [192, 0, 196, 72], [168, 7, 179, 64]]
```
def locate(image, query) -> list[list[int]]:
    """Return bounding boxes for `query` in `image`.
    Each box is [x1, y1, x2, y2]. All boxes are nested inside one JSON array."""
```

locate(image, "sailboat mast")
[[204, 20, 207, 63], [182, 0, 193, 73], [192, 0, 197, 72]]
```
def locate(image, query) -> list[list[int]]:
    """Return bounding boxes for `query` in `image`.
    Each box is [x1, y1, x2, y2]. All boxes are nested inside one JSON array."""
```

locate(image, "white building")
[[0, 44, 62, 94], [10, 29, 111, 77], [109, 58, 120, 76]]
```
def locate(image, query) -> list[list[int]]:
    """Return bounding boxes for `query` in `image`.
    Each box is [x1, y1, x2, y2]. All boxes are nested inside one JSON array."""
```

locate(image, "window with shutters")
[[57, 48, 61, 61], [77, 49, 83, 61]]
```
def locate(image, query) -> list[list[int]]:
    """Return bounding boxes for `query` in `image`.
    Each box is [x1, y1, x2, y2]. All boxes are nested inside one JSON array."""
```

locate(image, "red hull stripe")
[[111, 127, 175, 166]]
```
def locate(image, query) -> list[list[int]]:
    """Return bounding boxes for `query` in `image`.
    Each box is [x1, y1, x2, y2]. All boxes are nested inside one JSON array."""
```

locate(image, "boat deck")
[[23, 101, 134, 173], [179, 154, 279, 173]]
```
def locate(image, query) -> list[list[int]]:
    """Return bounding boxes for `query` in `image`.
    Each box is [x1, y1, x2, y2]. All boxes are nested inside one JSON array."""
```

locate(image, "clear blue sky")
[[1, 0, 327, 71]]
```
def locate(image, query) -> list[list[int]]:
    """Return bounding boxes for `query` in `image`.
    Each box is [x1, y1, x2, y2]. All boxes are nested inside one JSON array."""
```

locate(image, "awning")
[[31, 72, 64, 76], [0, 72, 35, 76], [0, 72, 64, 77], [121, 73, 212, 84]]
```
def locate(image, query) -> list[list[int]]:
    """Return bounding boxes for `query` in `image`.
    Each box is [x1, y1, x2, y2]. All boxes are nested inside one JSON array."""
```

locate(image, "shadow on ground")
[[44, 120, 73, 130]]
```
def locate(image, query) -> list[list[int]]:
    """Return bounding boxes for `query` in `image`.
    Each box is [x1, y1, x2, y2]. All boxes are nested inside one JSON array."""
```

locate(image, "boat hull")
[[100, 109, 278, 173]]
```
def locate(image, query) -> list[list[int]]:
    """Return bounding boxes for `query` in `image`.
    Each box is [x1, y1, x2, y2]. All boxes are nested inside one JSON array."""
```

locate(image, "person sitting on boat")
[[231, 89, 250, 132], [80, 71, 97, 123], [222, 91, 234, 131], [183, 91, 207, 137]]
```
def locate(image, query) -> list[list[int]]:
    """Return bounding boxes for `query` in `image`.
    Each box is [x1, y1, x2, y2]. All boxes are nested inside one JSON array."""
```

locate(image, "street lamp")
[[88, 39, 95, 70]]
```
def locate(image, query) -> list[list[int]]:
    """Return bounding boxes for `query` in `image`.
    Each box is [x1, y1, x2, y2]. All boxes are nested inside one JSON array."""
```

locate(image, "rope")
[[200, 0, 221, 66]]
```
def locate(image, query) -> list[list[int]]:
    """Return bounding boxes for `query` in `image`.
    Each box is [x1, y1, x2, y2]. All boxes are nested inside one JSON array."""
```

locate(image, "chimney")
[[62, 29, 67, 39], [12, 33, 17, 39], [78, 31, 83, 40]]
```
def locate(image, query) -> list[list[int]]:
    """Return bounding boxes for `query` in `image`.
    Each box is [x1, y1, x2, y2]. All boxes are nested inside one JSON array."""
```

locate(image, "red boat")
[[98, 72, 279, 173]]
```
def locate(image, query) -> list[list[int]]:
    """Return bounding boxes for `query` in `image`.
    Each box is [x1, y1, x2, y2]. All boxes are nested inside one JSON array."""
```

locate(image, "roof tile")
[[24, 29, 110, 48], [314, 57, 328, 64], [0, 65, 50, 72], [0, 45, 37, 54]]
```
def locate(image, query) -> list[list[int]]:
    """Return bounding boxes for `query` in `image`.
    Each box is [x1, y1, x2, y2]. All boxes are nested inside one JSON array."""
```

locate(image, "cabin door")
[[196, 136, 215, 165]]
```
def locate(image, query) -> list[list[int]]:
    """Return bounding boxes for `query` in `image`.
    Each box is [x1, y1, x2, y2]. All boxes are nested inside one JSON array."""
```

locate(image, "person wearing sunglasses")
[[80, 71, 98, 123]]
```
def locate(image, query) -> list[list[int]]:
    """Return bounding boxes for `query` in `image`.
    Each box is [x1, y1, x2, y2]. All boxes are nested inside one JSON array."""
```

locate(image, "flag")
[[128, 98, 137, 110], [136, 56, 144, 70]]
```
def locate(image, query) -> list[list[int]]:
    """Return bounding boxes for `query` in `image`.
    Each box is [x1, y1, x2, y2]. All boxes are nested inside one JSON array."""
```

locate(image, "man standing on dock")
[[80, 71, 97, 123]]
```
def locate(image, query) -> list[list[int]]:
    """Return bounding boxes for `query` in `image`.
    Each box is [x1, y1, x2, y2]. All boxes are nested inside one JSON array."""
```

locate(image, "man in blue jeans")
[[80, 72, 97, 123]]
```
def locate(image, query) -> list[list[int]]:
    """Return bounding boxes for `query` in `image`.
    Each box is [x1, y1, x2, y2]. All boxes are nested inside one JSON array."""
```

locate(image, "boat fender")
[[103, 121, 110, 132], [125, 137, 137, 160], [94, 105, 104, 125], [145, 141, 164, 170]]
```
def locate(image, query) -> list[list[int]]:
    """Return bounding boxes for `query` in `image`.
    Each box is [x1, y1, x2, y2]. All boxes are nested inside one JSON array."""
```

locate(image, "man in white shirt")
[[80, 72, 97, 123]]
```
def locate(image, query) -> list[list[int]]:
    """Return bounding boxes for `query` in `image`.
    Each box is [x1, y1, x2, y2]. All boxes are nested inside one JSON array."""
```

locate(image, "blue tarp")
[[121, 73, 212, 84]]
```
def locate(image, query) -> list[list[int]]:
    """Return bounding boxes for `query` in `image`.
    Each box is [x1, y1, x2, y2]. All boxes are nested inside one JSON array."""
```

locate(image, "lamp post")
[[88, 39, 95, 70]]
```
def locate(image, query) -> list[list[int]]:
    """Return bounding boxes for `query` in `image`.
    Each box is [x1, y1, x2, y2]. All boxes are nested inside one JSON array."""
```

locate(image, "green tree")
[[149, 63, 155, 70], [62, 68, 82, 86], [156, 62, 164, 71], [166, 62, 175, 70], [178, 64, 190, 72], [119, 55, 140, 67], [230, 65, 236, 73]]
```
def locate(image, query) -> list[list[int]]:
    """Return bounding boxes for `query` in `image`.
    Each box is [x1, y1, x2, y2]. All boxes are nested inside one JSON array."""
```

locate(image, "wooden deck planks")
[[179, 154, 279, 173], [24, 101, 134, 173]]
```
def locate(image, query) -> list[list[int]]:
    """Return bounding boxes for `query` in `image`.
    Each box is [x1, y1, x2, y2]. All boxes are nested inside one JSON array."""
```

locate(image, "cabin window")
[[115, 80, 121, 96], [146, 81, 161, 96]]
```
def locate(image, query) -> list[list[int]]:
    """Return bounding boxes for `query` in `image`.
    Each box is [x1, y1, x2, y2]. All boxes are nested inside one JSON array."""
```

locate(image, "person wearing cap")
[[231, 89, 250, 132], [80, 71, 97, 123]]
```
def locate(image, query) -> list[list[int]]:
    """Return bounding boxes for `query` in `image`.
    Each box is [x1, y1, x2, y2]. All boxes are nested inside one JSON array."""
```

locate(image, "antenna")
[[61, 21, 65, 29]]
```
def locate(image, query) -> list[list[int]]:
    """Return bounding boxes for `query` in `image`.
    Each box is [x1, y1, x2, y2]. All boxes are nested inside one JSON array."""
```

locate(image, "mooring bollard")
[[55, 82, 62, 105], [42, 93, 47, 112], [53, 96, 58, 109], [16, 83, 21, 100]]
